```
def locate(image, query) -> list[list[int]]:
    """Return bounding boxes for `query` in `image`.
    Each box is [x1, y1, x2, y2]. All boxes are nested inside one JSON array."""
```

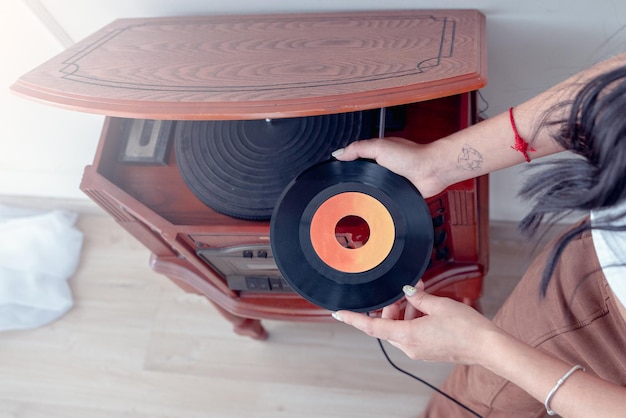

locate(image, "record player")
[[12, 10, 488, 340]]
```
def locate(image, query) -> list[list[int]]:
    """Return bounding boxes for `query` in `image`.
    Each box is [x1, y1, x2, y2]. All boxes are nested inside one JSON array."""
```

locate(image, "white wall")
[[2, 0, 625, 220]]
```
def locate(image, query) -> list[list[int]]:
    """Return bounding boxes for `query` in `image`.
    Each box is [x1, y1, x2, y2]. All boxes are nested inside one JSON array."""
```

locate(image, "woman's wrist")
[[463, 323, 511, 367], [421, 135, 486, 194]]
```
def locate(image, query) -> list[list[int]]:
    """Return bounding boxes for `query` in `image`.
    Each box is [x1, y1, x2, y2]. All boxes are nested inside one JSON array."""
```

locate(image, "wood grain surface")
[[0, 205, 548, 418], [12, 10, 486, 120]]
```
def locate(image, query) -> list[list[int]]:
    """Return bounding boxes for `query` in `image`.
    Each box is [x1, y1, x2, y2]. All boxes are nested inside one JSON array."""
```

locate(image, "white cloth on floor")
[[0, 204, 83, 331]]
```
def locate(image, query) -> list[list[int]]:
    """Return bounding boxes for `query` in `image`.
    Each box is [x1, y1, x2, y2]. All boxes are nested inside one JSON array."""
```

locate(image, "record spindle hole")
[[335, 215, 370, 249]]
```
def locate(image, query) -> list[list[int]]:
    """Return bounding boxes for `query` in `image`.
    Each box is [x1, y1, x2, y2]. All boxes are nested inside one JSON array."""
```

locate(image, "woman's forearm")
[[425, 109, 563, 189], [480, 329, 626, 417], [429, 51, 626, 189]]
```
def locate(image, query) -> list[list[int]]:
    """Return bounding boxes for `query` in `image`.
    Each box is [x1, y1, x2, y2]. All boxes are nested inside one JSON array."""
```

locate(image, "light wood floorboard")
[[0, 203, 563, 418]]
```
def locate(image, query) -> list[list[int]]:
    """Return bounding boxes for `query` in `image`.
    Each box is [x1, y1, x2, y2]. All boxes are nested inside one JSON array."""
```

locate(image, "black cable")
[[477, 90, 490, 120], [376, 338, 483, 418]]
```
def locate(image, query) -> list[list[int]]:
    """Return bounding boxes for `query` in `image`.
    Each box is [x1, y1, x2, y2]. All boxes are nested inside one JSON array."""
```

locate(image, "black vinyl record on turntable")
[[175, 112, 373, 220]]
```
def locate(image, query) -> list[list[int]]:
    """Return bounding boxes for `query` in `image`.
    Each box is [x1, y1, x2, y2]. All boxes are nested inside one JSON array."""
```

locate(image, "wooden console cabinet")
[[13, 10, 488, 340]]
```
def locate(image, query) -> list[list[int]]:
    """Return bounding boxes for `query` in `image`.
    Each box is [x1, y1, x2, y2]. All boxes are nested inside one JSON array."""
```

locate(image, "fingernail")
[[331, 311, 343, 322], [331, 148, 344, 158], [403, 285, 417, 296]]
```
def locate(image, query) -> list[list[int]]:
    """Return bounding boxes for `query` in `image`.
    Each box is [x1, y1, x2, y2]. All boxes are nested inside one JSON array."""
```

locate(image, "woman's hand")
[[332, 137, 450, 199], [333, 281, 501, 365]]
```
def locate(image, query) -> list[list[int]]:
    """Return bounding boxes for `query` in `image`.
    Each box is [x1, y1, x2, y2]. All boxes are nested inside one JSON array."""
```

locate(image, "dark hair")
[[518, 63, 626, 295]]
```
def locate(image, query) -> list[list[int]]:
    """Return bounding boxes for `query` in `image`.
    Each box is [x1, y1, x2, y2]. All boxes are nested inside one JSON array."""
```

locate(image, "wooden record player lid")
[[11, 10, 486, 120]]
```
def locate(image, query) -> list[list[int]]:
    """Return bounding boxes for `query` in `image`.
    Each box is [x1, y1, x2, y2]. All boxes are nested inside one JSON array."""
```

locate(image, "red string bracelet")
[[509, 107, 535, 162]]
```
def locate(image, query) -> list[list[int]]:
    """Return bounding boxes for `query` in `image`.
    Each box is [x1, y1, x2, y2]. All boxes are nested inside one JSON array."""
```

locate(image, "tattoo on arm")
[[457, 144, 483, 171]]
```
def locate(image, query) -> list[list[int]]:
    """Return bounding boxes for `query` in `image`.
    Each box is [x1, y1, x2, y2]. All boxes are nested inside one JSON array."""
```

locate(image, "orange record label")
[[309, 191, 395, 273]]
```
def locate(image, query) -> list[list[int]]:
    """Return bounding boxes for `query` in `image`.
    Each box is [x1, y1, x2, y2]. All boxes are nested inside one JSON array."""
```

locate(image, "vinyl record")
[[174, 112, 373, 220], [270, 159, 434, 312]]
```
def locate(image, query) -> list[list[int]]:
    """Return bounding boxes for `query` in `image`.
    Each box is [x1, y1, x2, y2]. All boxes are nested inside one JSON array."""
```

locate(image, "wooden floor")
[[0, 203, 556, 418]]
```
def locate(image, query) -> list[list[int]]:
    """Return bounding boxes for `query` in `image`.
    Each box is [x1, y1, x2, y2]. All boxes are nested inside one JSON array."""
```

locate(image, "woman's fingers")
[[332, 139, 386, 162], [333, 310, 409, 342], [402, 282, 446, 316], [381, 298, 404, 320]]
